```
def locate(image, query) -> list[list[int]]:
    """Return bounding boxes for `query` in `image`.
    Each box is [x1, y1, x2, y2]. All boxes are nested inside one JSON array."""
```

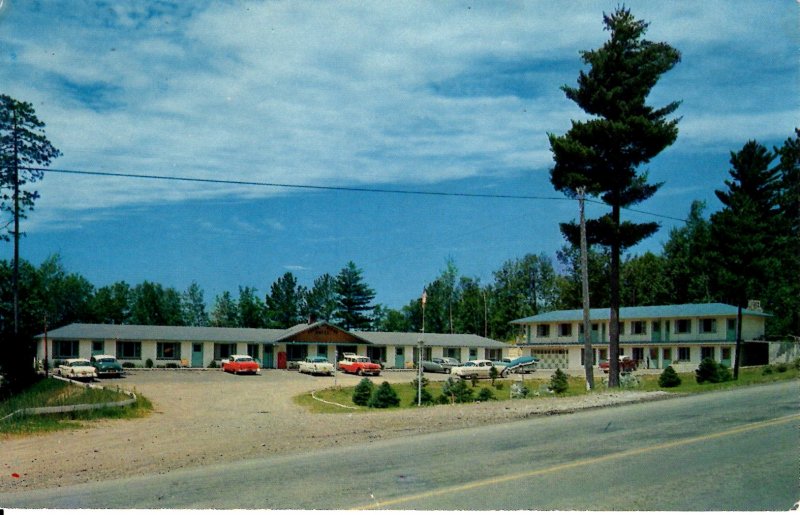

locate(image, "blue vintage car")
[[502, 356, 540, 374]]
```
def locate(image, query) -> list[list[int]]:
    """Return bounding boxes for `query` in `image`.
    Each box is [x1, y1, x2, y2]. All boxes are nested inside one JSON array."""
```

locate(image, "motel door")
[[394, 347, 405, 369], [648, 348, 659, 369], [263, 345, 274, 369], [191, 343, 203, 368]]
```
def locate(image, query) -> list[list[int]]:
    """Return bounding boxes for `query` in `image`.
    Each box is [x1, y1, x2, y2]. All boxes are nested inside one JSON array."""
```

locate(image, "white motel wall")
[[510, 303, 771, 372]]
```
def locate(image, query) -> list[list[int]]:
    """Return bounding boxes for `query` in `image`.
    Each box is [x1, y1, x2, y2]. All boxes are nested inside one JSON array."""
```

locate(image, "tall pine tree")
[[334, 261, 375, 330], [548, 8, 680, 386]]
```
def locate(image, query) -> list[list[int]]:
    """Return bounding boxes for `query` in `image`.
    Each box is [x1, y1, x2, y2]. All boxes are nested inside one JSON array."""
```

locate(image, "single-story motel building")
[[511, 303, 776, 372], [36, 303, 794, 373], [36, 321, 509, 370]]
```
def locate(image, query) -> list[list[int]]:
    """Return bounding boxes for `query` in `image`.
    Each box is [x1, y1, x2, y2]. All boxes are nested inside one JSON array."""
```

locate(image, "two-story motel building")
[[511, 303, 770, 372]]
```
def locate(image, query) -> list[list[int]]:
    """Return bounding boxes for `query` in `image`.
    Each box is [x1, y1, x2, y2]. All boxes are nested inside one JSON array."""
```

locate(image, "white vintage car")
[[298, 356, 335, 376], [449, 359, 507, 380], [57, 358, 98, 381]]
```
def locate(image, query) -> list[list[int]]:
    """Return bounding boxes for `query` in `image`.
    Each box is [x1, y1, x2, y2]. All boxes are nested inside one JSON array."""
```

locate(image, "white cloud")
[[2, 0, 796, 229]]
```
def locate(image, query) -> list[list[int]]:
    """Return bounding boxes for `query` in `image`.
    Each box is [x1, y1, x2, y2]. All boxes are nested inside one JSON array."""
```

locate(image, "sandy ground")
[[0, 369, 671, 493]]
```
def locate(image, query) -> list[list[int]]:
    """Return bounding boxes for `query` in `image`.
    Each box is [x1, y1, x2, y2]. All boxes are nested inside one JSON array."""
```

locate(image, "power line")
[[21, 166, 689, 223]]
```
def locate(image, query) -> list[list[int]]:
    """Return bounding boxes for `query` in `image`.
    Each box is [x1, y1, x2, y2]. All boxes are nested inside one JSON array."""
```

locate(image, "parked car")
[[450, 359, 508, 379], [502, 356, 540, 374], [337, 353, 381, 376], [90, 354, 124, 378], [57, 358, 98, 381], [420, 357, 461, 373], [222, 355, 261, 375], [599, 355, 638, 374], [298, 356, 335, 376]]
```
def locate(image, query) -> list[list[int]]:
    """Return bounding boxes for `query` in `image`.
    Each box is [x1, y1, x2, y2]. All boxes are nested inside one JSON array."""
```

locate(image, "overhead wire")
[[23, 166, 690, 223]]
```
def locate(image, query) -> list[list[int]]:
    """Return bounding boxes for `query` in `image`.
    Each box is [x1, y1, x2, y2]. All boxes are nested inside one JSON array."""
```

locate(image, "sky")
[[0, 1, 797, 311]]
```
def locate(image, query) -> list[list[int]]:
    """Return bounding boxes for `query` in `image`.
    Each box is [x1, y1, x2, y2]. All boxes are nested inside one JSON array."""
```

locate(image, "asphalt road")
[[4, 380, 798, 511]]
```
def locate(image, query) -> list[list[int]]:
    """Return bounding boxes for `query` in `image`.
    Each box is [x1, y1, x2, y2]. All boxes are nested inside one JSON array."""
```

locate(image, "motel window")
[[536, 324, 550, 337], [701, 347, 714, 360], [631, 321, 646, 335], [727, 318, 736, 331], [91, 340, 104, 355], [652, 321, 661, 333], [444, 347, 460, 359], [558, 323, 572, 337], [618, 322, 625, 335], [53, 340, 79, 359], [485, 348, 502, 361], [722, 347, 732, 360], [598, 349, 608, 362], [157, 342, 181, 360], [367, 347, 386, 364], [675, 319, 692, 334], [286, 345, 307, 361], [316, 345, 327, 358], [214, 343, 236, 360], [663, 348, 672, 360], [700, 319, 717, 334], [678, 347, 690, 361], [117, 341, 142, 360], [247, 344, 260, 361]]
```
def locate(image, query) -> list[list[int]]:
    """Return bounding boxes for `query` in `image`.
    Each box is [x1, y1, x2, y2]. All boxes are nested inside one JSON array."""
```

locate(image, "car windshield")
[[236, 357, 253, 362], [97, 358, 116, 363], [311, 357, 327, 363], [72, 360, 91, 367]]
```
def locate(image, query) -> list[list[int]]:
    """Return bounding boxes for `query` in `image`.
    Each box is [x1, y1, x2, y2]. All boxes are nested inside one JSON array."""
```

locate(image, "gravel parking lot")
[[1, 368, 669, 493]]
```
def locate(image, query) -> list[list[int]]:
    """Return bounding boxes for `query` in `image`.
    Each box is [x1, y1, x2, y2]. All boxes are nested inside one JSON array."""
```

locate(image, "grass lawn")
[[0, 377, 152, 435], [296, 365, 799, 414]]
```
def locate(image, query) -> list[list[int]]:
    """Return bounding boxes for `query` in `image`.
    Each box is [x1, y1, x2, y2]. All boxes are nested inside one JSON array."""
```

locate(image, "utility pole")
[[12, 105, 19, 336], [578, 188, 594, 390]]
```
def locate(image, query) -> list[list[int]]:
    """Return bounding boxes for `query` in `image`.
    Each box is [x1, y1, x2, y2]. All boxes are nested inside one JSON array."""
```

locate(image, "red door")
[[277, 351, 287, 370]]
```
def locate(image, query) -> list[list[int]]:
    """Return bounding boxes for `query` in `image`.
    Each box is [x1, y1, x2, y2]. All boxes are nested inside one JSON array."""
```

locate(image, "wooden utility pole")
[[578, 188, 594, 390]]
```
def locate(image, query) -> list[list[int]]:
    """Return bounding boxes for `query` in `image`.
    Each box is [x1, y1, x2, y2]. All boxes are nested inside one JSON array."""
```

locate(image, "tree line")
[[2, 129, 797, 346]]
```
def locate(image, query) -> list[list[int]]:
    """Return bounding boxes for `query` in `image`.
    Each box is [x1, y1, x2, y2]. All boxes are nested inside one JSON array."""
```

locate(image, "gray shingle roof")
[[39, 323, 508, 348], [510, 303, 770, 324]]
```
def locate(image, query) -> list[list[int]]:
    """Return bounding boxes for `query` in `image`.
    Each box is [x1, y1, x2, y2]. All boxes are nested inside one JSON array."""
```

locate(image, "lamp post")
[[418, 289, 427, 406]]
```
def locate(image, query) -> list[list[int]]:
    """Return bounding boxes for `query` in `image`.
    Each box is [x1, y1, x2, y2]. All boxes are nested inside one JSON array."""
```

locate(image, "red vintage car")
[[222, 355, 261, 375], [337, 353, 381, 376], [599, 355, 638, 374]]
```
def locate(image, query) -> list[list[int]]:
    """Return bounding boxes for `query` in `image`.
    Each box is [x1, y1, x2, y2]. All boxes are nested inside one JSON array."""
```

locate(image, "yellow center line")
[[351, 413, 800, 510]]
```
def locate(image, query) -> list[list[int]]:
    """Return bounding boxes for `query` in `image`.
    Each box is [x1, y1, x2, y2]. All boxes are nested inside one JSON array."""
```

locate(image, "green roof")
[[510, 303, 770, 324]]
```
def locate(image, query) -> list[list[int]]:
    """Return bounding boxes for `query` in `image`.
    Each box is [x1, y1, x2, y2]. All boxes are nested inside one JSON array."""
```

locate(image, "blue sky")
[[0, 1, 797, 310]]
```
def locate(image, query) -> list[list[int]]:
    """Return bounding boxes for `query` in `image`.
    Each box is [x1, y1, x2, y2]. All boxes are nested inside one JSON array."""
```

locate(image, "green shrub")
[[439, 377, 473, 403], [368, 381, 400, 408], [352, 378, 374, 406], [477, 387, 495, 401], [794, 357, 800, 371], [470, 375, 479, 387], [510, 382, 530, 398], [165, 362, 179, 369], [658, 366, 682, 387], [207, 360, 217, 368], [619, 372, 640, 389], [494, 382, 504, 390], [762, 364, 774, 375], [122, 362, 136, 369], [145, 358, 154, 369], [411, 376, 429, 390], [775, 362, 788, 373], [489, 366, 499, 385], [410, 387, 435, 406], [549, 368, 569, 394], [696, 358, 731, 384]]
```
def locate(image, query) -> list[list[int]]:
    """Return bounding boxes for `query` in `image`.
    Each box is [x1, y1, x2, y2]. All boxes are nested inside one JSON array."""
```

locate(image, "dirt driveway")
[[0, 369, 668, 493]]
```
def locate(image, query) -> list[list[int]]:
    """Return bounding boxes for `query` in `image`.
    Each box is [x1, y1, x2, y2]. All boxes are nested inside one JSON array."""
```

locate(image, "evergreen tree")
[[549, 368, 569, 394], [210, 290, 239, 327], [304, 273, 338, 322], [367, 381, 400, 408], [620, 252, 669, 306], [548, 8, 681, 386], [181, 282, 209, 327], [352, 377, 374, 406], [265, 272, 306, 328], [710, 141, 781, 311], [238, 286, 266, 328], [658, 365, 681, 388], [662, 201, 712, 304], [129, 281, 183, 326], [334, 261, 375, 330]]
